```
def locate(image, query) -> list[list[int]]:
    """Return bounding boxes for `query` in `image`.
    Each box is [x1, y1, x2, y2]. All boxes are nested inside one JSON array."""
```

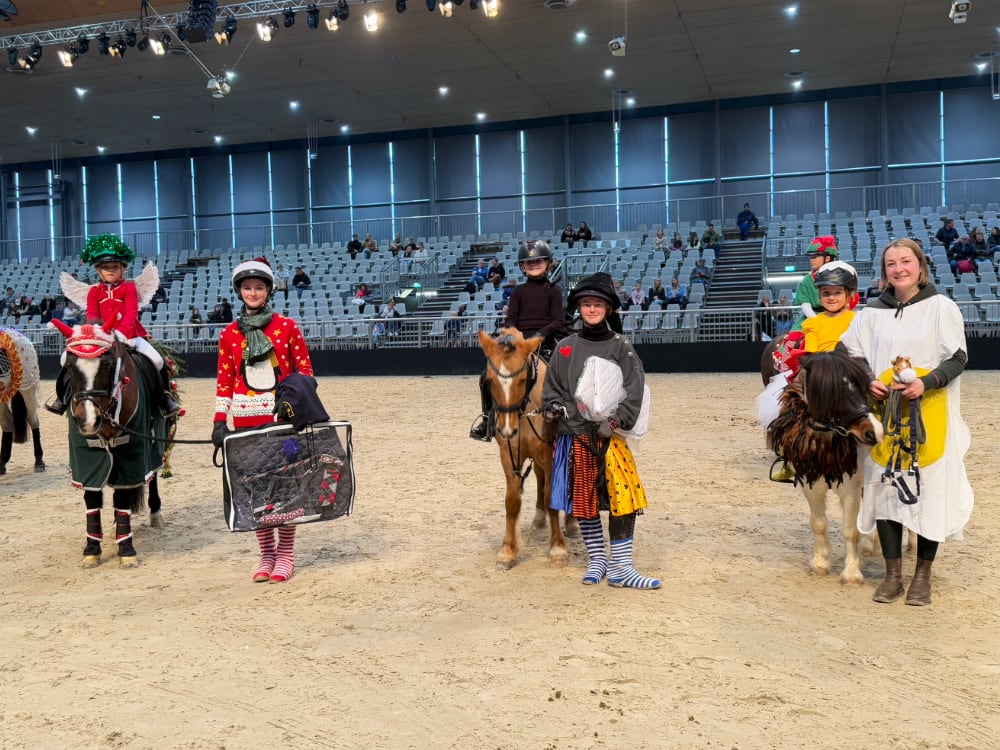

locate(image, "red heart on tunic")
[[559, 346, 572, 357]]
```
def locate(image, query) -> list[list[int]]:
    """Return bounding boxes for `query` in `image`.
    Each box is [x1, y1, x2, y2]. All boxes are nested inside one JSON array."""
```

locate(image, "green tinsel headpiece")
[[79, 234, 136, 266]]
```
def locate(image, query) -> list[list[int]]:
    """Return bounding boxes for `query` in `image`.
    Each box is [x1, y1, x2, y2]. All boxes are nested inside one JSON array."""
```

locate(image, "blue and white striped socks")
[[608, 537, 661, 589], [578, 517, 607, 585]]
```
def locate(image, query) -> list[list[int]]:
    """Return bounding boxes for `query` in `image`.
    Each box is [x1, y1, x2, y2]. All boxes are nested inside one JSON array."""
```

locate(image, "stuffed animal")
[[892, 355, 917, 384]]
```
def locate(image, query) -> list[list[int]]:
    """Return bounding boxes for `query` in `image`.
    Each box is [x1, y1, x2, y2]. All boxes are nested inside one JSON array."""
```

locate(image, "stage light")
[[176, 23, 187, 41], [283, 8, 296, 27], [110, 36, 127, 58], [426, 0, 436, 10], [325, 11, 340, 30], [306, 4, 320, 28], [151, 34, 169, 55], [481, 0, 499, 17], [125, 28, 137, 47], [440, 1, 453, 16], [364, 5, 381, 31], [335, 0, 350, 20], [215, 15, 237, 44], [77, 35, 90, 54], [396, 0, 407, 11], [6, 46, 17, 67], [469, 0, 480, 7], [137, 34, 150, 51], [58, 47, 79, 67], [257, 17, 279, 41]]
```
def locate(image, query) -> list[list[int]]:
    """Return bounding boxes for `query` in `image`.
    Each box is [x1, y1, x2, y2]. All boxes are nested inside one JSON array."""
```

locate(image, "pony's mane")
[[799, 351, 870, 424]]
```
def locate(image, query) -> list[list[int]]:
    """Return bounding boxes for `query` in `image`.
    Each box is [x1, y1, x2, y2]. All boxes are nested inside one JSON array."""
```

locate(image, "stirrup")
[[769, 458, 796, 484], [160, 395, 182, 418], [469, 415, 492, 442], [45, 394, 68, 416]]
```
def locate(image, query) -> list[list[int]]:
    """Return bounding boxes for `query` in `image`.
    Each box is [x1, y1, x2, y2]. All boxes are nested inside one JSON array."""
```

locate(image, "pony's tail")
[[131, 484, 148, 514], [10, 392, 28, 444]]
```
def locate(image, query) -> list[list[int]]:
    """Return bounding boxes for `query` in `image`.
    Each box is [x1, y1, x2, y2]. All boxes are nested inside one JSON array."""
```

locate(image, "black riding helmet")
[[517, 240, 553, 264], [813, 260, 858, 292]]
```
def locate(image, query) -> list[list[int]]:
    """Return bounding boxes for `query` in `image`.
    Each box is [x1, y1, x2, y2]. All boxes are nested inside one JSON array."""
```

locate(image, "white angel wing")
[[134, 262, 161, 307], [60, 272, 91, 311]]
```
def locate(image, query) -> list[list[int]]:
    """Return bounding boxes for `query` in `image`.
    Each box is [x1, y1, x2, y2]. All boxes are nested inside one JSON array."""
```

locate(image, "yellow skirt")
[[566, 434, 648, 518]]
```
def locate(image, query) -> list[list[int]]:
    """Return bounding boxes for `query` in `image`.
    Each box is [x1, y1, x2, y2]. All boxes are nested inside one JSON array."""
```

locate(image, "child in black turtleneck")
[[469, 241, 563, 441], [542, 272, 660, 590]]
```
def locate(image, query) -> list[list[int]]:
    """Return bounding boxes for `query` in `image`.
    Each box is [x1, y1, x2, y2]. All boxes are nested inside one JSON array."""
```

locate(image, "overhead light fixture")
[[97, 146, 107, 154], [364, 4, 381, 31], [439, 85, 449, 95], [950, 1, 971, 24], [97, 32, 111, 56], [789, 47, 800, 54], [6, 46, 16, 68], [21, 41, 42, 69], [604, 68, 614, 79], [340, 124, 349, 133], [335, 0, 350, 20], [77, 35, 90, 54], [482, 0, 499, 17], [207, 76, 231, 98], [977, 61, 989, 72], [125, 28, 138, 47], [397, 0, 408, 10], [440, 1, 454, 16], [137, 33, 150, 51], [306, 4, 321, 28], [791, 79, 804, 89], [784, 5, 798, 17], [476, 112, 486, 121], [289, 100, 300, 110], [283, 8, 296, 27], [58, 48, 79, 67], [325, 11, 340, 30], [151, 34, 169, 55], [257, 17, 279, 41], [470, 0, 480, 7], [110, 36, 127, 58], [426, 0, 437, 9], [26, 126, 38, 136], [215, 15, 237, 44], [75, 87, 88, 98], [214, 135, 223, 144]]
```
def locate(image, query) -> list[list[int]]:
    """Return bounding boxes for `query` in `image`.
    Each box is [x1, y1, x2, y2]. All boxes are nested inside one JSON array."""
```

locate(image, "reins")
[[488, 351, 547, 477]]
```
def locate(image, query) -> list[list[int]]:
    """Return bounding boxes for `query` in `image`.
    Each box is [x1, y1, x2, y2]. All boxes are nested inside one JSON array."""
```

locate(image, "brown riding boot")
[[905, 558, 933, 606], [872, 557, 905, 603]]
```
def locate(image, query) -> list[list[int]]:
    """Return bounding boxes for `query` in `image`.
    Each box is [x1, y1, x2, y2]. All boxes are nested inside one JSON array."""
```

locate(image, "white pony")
[[0, 327, 45, 475]]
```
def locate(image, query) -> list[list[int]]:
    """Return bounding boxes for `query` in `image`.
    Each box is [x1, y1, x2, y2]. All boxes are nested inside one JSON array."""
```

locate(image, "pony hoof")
[[840, 572, 865, 586], [149, 511, 164, 528], [810, 564, 830, 577], [119, 556, 140, 569], [34, 462, 46, 473], [81, 555, 101, 568], [0, 465, 6, 476], [495, 558, 516, 570], [548, 553, 568, 569]]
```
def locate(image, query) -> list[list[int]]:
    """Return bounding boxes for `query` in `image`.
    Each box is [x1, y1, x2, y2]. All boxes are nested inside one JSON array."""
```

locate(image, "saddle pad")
[[221, 421, 355, 532]]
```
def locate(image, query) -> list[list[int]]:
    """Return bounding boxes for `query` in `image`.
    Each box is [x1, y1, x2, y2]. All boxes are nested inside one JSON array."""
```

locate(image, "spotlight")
[[283, 8, 296, 27], [325, 10, 340, 30], [137, 34, 150, 51], [481, 0, 498, 16], [469, 0, 479, 7], [215, 15, 237, 44], [58, 47, 79, 67], [151, 34, 169, 55], [440, 1, 454, 16], [125, 28, 137, 47], [396, 0, 407, 10], [6, 46, 17, 67], [364, 5, 381, 31], [110, 36, 128, 58], [306, 4, 320, 28], [77, 35, 90, 54], [426, 0, 437, 9], [207, 76, 231, 98], [335, 0, 350, 20], [97, 32, 110, 55], [28, 41, 42, 63], [176, 23, 187, 41], [950, 1, 971, 23], [258, 17, 279, 40]]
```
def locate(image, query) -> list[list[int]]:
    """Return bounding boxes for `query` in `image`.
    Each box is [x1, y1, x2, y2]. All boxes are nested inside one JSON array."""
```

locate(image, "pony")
[[50, 319, 168, 568], [0, 327, 45, 475], [766, 350, 883, 584], [477, 328, 579, 569]]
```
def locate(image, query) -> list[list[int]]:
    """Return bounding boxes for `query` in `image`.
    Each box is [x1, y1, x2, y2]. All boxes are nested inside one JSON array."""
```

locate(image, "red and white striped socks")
[[269, 526, 296, 583], [253, 528, 276, 582]]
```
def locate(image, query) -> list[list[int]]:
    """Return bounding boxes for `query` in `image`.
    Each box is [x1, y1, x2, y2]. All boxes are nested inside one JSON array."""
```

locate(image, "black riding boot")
[[160, 365, 181, 417], [469, 373, 494, 442], [44, 367, 72, 416]]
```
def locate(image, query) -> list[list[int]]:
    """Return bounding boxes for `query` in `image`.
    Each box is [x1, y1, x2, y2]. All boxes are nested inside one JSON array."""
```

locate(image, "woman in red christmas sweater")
[[212, 257, 314, 583]]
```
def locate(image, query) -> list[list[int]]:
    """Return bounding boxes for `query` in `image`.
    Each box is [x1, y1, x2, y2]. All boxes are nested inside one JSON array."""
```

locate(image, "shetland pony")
[[51, 319, 167, 568], [478, 328, 578, 568], [766, 350, 883, 583], [0, 327, 45, 475]]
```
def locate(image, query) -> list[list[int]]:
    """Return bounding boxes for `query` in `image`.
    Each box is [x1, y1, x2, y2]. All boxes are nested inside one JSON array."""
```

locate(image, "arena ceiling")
[[1, 0, 999, 167]]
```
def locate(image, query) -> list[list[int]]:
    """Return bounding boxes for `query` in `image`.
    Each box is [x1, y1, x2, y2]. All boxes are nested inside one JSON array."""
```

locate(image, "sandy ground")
[[0, 372, 997, 750]]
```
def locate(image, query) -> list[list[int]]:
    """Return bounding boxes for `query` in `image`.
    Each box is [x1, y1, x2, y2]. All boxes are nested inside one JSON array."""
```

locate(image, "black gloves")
[[543, 402, 565, 422], [212, 421, 230, 449]]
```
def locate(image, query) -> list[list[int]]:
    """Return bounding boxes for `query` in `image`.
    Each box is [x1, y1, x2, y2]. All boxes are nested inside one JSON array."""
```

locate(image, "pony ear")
[[477, 329, 495, 352], [522, 336, 543, 354]]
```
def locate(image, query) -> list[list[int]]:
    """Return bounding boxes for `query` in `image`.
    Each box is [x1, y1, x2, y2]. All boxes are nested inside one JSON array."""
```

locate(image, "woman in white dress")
[[839, 238, 974, 606]]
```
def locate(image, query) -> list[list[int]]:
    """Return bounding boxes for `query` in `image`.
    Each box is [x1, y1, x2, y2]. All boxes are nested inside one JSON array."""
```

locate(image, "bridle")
[[485, 350, 546, 476], [808, 401, 874, 438], [68, 344, 130, 440]]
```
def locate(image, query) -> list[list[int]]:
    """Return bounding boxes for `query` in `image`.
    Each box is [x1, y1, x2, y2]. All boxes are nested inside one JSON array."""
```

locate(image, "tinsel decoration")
[[79, 234, 137, 265], [155, 343, 186, 478]]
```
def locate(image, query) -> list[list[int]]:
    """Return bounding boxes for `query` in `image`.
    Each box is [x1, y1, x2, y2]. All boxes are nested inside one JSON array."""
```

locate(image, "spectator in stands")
[[666, 277, 688, 309], [645, 278, 668, 310], [486, 257, 506, 289], [623, 282, 645, 311], [362, 233, 377, 259], [61, 301, 80, 326], [561, 223, 577, 248], [755, 294, 775, 342], [493, 304, 510, 335], [150, 284, 168, 314], [51, 301, 66, 322], [465, 259, 490, 294], [292, 266, 312, 298], [690, 259, 712, 285], [948, 235, 975, 275], [865, 278, 882, 301], [653, 228, 669, 251], [274, 263, 290, 301], [352, 283, 372, 314], [404, 237, 418, 256], [687, 231, 701, 252], [219, 297, 234, 323], [346, 233, 363, 260], [389, 235, 403, 256], [38, 293, 57, 324], [670, 232, 685, 252], [987, 226, 1000, 249], [934, 218, 958, 250], [736, 203, 759, 241], [613, 279, 629, 308], [773, 294, 793, 336], [189, 307, 204, 338], [701, 223, 722, 252], [2, 287, 17, 320], [445, 305, 466, 347], [501, 278, 516, 305], [969, 227, 989, 258], [576, 222, 593, 247], [14, 296, 40, 323], [372, 300, 401, 345]]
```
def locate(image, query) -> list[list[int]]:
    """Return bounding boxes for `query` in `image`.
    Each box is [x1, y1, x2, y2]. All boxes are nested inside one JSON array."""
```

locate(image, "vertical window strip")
[[389, 141, 397, 237], [306, 150, 315, 245], [116, 162, 125, 237], [663, 117, 670, 224], [153, 160, 162, 256], [768, 107, 775, 218], [613, 122, 621, 232], [939, 91, 946, 206], [267, 151, 276, 248], [189, 157, 198, 245], [823, 102, 831, 214], [347, 145, 355, 229], [519, 130, 527, 234], [13, 171, 22, 263], [47, 168, 56, 261], [475, 134, 482, 235], [81, 165, 89, 242], [228, 154, 236, 249]]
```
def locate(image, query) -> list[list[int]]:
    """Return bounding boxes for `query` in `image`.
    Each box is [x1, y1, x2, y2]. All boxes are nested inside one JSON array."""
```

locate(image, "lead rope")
[[881, 391, 924, 505]]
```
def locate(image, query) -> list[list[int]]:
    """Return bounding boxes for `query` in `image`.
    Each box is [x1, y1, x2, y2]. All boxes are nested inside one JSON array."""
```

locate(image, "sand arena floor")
[[0, 373, 996, 750]]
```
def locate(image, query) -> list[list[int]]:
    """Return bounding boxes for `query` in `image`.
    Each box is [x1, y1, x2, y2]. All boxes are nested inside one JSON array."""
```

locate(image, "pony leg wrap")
[[253, 528, 277, 582], [270, 526, 296, 583], [114, 509, 133, 543], [607, 522, 660, 590], [86, 508, 103, 542], [578, 517, 607, 585]]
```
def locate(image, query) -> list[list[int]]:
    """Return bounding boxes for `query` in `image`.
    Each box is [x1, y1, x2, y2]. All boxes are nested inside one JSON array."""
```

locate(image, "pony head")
[[478, 328, 543, 440], [797, 350, 883, 446], [50, 319, 116, 358]]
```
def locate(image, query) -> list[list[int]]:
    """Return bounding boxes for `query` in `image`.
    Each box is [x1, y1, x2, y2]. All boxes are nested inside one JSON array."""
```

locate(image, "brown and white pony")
[[766, 350, 883, 584], [51, 319, 166, 568], [478, 328, 578, 568], [0, 327, 45, 475]]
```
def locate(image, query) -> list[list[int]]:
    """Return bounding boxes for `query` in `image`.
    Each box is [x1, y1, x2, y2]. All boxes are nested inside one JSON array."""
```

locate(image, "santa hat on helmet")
[[232, 257, 274, 292], [805, 236, 839, 258]]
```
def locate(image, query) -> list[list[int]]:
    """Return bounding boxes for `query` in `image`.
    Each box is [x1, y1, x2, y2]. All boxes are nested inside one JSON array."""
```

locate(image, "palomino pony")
[[478, 328, 579, 568], [0, 327, 45, 475], [51, 319, 167, 568], [766, 350, 883, 584]]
